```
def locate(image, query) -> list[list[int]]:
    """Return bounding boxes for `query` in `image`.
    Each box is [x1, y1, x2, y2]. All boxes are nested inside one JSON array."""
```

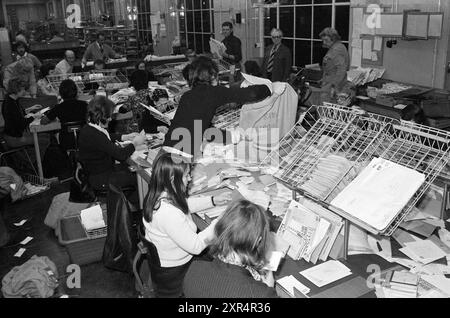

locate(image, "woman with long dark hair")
[[143, 151, 231, 297]]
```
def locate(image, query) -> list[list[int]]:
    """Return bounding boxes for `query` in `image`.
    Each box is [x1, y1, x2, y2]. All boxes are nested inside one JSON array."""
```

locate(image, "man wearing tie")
[[82, 33, 120, 66], [261, 28, 292, 82]]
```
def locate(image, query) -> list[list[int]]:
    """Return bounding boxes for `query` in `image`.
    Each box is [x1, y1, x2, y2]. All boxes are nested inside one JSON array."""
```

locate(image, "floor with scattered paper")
[[0, 184, 136, 298]]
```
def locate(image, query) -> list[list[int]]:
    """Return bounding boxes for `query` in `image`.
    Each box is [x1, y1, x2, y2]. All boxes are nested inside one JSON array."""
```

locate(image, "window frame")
[[264, 0, 350, 67]]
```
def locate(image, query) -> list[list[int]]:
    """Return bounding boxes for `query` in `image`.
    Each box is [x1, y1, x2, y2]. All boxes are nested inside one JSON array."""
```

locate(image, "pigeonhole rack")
[[87, 69, 129, 91], [47, 72, 88, 93], [260, 104, 450, 257]]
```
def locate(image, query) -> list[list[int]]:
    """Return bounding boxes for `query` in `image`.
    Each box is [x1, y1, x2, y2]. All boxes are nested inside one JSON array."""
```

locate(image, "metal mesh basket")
[[21, 174, 52, 199], [261, 103, 450, 236], [87, 69, 129, 91], [47, 72, 87, 92]]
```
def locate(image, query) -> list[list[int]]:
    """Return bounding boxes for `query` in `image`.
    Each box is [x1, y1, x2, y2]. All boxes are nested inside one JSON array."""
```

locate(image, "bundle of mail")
[[277, 199, 344, 264], [347, 67, 385, 86]]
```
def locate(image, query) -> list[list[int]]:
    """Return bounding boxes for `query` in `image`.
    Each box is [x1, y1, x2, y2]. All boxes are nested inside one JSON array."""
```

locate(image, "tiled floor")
[[0, 183, 137, 298]]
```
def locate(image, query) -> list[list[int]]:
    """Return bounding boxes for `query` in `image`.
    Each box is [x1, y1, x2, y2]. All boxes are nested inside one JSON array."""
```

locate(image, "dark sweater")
[[46, 99, 87, 123], [130, 70, 157, 91], [2, 96, 33, 138], [183, 259, 278, 298], [163, 84, 271, 156], [78, 125, 135, 177], [222, 33, 242, 65]]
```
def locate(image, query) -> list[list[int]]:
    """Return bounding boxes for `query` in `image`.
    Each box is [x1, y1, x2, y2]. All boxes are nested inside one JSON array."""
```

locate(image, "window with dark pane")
[[280, 7, 294, 38], [295, 40, 312, 67], [193, 0, 201, 10], [195, 34, 203, 53], [202, 10, 210, 33], [313, 41, 328, 65], [186, 11, 194, 32], [313, 5, 332, 39], [194, 10, 202, 32], [264, 8, 277, 37], [295, 6, 312, 39], [335, 5, 350, 41]]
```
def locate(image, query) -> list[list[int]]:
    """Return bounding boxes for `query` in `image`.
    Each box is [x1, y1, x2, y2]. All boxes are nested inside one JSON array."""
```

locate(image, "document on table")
[[277, 275, 310, 297], [300, 260, 352, 288], [331, 158, 425, 232], [399, 240, 447, 265]]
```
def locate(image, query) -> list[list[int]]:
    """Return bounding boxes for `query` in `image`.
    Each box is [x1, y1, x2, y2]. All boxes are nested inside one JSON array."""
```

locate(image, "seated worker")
[[78, 96, 145, 202], [54, 50, 76, 75], [1, 78, 50, 158], [3, 58, 38, 98], [183, 200, 277, 298], [93, 59, 106, 71], [185, 49, 197, 64], [41, 79, 88, 151], [82, 33, 120, 66], [49, 31, 65, 43], [37, 63, 57, 96], [129, 60, 157, 91], [163, 56, 271, 158], [12, 41, 41, 72], [143, 152, 231, 298]]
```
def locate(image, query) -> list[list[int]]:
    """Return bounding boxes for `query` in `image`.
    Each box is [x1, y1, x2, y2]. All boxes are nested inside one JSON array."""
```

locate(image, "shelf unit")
[[74, 27, 140, 59]]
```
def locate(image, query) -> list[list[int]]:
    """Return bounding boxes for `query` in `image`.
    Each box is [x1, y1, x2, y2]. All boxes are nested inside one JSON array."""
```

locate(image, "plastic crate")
[[58, 214, 107, 266]]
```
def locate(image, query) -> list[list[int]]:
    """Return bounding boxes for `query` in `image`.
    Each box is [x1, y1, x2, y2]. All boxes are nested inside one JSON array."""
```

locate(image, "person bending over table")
[[1, 78, 50, 158], [3, 58, 38, 98], [41, 79, 88, 151], [163, 56, 271, 158], [78, 96, 145, 201], [143, 152, 231, 298], [183, 200, 278, 298], [82, 33, 120, 66]]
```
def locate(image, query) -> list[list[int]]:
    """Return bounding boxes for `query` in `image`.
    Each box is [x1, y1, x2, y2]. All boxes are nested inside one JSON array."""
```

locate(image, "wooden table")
[[29, 120, 61, 180]]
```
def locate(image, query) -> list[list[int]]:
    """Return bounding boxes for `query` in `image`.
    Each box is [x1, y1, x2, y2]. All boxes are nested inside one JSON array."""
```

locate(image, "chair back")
[[61, 121, 85, 151]]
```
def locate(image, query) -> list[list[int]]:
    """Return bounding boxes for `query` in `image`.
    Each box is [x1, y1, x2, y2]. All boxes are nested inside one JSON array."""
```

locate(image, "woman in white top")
[[143, 151, 231, 297]]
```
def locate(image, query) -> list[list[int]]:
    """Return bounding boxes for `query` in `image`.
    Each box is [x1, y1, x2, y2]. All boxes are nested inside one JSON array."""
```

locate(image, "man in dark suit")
[[261, 28, 292, 82]]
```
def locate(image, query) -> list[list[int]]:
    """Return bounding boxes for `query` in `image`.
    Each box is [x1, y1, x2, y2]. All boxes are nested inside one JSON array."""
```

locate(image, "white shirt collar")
[[88, 123, 111, 140], [16, 52, 28, 60]]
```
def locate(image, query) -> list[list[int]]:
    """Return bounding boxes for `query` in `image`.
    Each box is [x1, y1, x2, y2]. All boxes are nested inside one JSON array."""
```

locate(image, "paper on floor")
[[14, 219, 28, 227], [20, 237, 33, 245], [14, 248, 26, 258]]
